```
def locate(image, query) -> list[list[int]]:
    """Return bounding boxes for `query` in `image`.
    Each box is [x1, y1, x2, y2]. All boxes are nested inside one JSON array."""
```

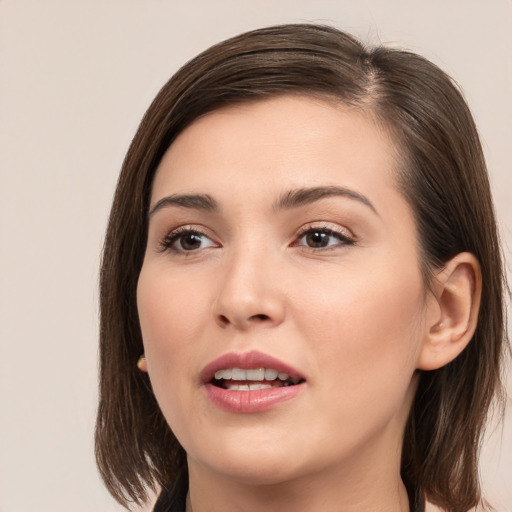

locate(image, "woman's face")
[[137, 96, 433, 485]]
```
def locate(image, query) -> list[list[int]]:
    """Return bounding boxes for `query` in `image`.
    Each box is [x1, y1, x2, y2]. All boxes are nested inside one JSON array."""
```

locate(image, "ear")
[[417, 252, 482, 371], [137, 355, 148, 372]]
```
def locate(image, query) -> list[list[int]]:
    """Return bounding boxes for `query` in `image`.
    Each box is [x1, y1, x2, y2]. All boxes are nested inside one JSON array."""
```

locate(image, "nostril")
[[218, 313, 268, 324], [219, 314, 230, 325], [251, 314, 270, 321], [217, 313, 269, 326], [215, 310, 277, 329]]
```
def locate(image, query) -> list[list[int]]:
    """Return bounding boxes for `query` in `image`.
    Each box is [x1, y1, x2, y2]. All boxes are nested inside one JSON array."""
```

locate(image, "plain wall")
[[0, 1, 510, 511]]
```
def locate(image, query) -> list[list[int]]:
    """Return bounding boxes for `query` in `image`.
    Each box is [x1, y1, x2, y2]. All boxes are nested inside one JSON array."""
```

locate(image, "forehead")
[[152, 95, 399, 205]]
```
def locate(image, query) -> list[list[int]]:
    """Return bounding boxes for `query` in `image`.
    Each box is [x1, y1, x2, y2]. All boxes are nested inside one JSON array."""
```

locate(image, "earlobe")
[[417, 252, 482, 371], [137, 354, 148, 372]]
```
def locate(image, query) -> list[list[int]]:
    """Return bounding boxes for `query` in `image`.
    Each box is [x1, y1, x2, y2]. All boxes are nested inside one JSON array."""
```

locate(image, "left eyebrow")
[[148, 193, 219, 218], [273, 186, 379, 215]]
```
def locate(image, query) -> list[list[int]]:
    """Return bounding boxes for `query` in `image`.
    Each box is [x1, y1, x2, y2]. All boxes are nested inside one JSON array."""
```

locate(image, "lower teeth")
[[214, 380, 296, 390], [227, 383, 270, 391]]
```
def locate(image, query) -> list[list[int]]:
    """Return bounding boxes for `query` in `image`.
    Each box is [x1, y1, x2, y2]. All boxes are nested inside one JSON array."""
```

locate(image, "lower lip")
[[204, 382, 305, 413]]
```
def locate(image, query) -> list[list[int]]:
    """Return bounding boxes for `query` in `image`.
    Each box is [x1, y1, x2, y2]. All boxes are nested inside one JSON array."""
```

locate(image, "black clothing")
[[153, 467, 188, 512]]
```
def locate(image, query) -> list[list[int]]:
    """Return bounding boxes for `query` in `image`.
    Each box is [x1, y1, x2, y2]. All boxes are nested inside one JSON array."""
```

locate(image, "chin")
[[186, 429, 322, 487], [201, 454, 309, 487]]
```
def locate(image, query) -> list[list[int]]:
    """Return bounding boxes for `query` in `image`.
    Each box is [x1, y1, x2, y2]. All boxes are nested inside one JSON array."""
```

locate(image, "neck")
[[185, 450, 410, 512]]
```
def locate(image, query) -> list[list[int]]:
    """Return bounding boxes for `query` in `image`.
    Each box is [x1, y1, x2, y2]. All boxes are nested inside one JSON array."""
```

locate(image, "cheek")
[[137, 264, 209, 347], [136, 265, 211, 401], [296, 262, 425, 403], [284, 268, 425, 461]]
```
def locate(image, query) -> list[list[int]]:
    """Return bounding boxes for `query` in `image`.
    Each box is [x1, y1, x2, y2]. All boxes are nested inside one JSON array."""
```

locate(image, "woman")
[[95, 24, 508, 512]]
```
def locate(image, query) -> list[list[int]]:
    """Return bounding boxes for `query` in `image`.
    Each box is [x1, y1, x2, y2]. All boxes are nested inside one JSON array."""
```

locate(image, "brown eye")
[[162, 228, 217, 253], [179, 233, 203, 250], [296, 227, 354, 249], [304, 231, 330, 248]]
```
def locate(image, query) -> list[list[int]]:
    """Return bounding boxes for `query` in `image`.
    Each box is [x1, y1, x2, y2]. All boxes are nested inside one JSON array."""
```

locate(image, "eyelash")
[[158, 226, 216, 254], [293, 225, 355, 250], [158, 224, 355, 254]]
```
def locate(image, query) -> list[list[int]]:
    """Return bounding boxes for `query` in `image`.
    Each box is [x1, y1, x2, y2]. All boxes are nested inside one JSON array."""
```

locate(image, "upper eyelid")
[[295, 222, 355, 238], [163, 224, 214, 238]]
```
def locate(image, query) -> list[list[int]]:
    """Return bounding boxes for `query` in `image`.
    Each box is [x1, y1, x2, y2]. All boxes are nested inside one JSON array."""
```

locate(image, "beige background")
[[0, 1, 510, 511]]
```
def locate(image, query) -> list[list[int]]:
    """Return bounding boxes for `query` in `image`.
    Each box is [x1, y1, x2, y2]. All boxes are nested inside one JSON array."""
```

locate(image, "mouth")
[[201, 350, 306, 386], [211, 367, 305, 390], [201, 351, 307, 413]]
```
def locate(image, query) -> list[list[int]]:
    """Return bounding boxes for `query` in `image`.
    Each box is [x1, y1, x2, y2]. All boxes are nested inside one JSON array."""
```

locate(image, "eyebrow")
[[148, 194, 219, 217], [148, 186, 378, 218], [273, 186, 378, 215]]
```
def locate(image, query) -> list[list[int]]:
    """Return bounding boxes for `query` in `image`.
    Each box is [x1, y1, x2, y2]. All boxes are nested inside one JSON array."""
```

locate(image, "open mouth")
[[202, 353, 307, 412], [211, 367, 306, 391]]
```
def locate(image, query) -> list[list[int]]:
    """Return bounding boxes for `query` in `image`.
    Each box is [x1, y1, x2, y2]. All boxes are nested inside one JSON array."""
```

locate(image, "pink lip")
[[200, 350, 307, 414]]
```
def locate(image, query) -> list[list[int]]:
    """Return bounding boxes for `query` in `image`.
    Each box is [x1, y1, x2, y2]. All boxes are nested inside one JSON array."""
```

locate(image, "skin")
[[137, 95, 479, 512]]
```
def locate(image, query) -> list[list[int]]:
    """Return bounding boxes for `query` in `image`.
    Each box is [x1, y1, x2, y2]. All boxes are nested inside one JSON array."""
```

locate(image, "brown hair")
[[95, 23, 508, 511]]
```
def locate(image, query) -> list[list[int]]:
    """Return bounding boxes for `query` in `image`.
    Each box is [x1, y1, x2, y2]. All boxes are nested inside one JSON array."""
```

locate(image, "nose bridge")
[[213, 237, 284, 329]]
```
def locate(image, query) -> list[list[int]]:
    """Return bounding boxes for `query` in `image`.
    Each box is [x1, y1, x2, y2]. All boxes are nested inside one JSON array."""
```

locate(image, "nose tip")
[[213, 265, 285, 330]]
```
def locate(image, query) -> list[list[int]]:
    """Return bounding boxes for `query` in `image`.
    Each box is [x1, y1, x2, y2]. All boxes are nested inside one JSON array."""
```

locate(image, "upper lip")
[[200, 350, 306, 384]]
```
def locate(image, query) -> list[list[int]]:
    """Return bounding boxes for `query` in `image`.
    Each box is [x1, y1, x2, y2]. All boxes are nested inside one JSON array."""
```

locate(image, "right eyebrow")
[[148, 194, 219, 218], [273, 185, 379, 216]]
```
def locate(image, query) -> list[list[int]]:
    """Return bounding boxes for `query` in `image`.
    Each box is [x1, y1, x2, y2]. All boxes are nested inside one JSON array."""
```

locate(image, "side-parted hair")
[[95, 24, 508, 511]]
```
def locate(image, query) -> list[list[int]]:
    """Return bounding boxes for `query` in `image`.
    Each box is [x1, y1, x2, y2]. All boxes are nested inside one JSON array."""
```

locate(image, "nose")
[[212, 248, 286, 330]]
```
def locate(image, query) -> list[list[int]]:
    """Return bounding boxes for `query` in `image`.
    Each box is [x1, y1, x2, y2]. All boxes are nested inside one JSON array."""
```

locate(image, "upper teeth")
[[214, 368, 290, 381]]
